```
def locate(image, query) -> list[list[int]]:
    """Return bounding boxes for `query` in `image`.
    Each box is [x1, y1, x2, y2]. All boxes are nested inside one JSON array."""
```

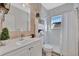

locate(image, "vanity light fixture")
[[22, 4, 25, 7], [22, 3, 30, 7], [36, 13, 40, 18], [0, 3, 10, 14]]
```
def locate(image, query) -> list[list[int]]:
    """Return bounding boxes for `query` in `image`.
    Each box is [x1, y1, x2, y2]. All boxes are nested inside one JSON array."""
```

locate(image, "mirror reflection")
[[3, 3, 31, 32]]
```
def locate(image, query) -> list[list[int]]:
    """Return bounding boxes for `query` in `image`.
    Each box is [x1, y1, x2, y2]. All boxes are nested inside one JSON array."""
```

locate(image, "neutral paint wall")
[[40, 5, 48, 20], [30, 3, 41, 36]]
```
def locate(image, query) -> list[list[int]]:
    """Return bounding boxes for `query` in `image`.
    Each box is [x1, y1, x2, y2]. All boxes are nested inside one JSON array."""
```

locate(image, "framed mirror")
[[4, 3, 30, 32]]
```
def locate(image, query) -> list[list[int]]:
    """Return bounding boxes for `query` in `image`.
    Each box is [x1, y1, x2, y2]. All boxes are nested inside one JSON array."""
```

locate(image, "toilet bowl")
[[43, 44, 53, 56], [42, 44, 61, 56]]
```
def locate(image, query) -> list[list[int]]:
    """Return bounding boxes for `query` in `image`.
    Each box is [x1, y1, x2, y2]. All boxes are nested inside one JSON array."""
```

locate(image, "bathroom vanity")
[[0, 37, 42, 56]]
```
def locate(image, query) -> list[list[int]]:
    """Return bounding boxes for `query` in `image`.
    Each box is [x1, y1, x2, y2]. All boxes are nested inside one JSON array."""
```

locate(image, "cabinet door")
[[29, 45, 42, 56], [4, 47, 30, 56]]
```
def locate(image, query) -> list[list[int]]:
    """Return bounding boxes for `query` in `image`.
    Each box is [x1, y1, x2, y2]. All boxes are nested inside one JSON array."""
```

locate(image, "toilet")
[[43, 44, 61, 56], [43, 44, 53, 56]]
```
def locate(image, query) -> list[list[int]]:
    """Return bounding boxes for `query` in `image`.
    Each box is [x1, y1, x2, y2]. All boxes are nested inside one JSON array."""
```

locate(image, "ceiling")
[[11, 3, 65, 12], [41, 3, 65, 10]]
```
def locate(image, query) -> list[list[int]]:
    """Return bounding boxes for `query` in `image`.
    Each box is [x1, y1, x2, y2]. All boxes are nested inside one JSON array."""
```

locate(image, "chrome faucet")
[[19, 33, 24, 41]]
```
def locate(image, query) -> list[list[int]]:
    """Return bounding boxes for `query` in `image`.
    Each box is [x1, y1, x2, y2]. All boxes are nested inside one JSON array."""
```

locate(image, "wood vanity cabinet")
[[3, 40, 42, 56]]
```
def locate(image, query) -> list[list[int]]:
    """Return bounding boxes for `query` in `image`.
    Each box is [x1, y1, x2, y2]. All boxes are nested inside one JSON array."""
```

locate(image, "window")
[[51, 15, 62, 29]]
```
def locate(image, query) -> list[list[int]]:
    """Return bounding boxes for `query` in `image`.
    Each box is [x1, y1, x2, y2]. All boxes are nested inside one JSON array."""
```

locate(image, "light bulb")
[[22, 4, 26, 7]]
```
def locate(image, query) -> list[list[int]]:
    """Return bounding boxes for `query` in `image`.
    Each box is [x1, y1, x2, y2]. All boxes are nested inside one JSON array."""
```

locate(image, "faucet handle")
[[31, 34, 35, 38], [21, 34, 24, 37]]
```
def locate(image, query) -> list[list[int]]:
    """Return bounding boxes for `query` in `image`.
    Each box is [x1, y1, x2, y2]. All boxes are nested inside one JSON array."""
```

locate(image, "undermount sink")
[[16, 37, 33, 45]]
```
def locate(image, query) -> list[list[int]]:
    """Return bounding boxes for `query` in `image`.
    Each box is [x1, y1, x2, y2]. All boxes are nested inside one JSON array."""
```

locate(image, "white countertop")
[[0, 37, 40, 56]]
